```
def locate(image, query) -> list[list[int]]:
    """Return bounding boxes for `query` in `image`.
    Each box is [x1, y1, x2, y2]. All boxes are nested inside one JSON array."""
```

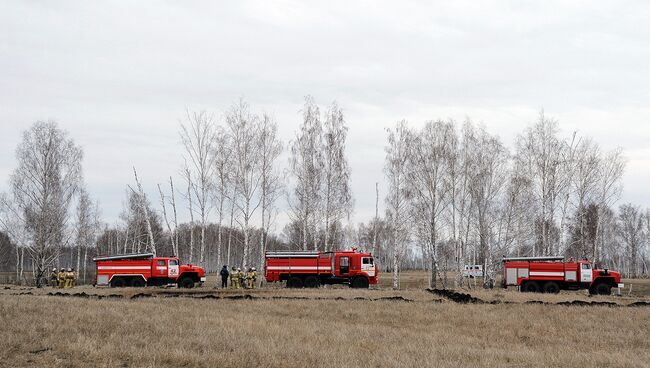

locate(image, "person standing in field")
[[64, 268, 73, 288], [220, 265, 229, 288], [71, 268, 77, 287], [57, 268, 66, 289], [50, 268, 58, 288], [247, 268, 257, 289], [229, 266, 237, 289], [238, 268, 245, 289]]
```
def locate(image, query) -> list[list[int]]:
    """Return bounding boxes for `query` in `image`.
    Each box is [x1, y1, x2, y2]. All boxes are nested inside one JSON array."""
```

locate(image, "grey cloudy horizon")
[[1, 1, 650, 232]]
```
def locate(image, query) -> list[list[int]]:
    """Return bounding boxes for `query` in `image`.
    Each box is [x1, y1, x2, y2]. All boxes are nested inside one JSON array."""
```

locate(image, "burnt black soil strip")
[[427, 288, 486, 304], [427, 288, 648, 307], [30, 290, 648, 307]]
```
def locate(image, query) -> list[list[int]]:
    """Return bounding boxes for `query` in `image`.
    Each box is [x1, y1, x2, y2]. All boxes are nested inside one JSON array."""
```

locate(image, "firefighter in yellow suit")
[[57, 268, 66, 289], [71, 267, 77, 287], [50, 268, 58, 288], [247, 268, 257, 289], [236, 268, 242, 289], [229, 266, 238, 289], [65, 268, 74, 288]]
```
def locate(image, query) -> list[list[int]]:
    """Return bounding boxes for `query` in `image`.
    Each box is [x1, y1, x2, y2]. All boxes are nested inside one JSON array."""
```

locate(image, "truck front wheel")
[[521, 281, 540, 293], [178, 276, 195, 289], [590, 282, 611, 295], [350, 277, 369, 289]]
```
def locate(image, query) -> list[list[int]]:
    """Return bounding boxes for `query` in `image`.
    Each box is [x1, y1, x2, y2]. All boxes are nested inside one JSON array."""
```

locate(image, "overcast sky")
[[1, 1, 649, 231]]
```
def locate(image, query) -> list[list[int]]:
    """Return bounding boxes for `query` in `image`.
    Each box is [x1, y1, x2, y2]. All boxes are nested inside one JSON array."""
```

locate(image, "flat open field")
[[1, 272, 649, 368]]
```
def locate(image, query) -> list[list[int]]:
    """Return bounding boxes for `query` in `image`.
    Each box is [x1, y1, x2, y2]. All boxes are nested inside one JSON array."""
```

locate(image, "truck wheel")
[[178, 276, 195, 289], [130, 278, 146, 287], [351, 277, 369, 289], [304, 276, 320, 288], [521, 281, 540, 293], [111, 278, 126, 288], [543, 281, 560, 294], [591, 282, 611, 295], [286, 277, 303, 288]]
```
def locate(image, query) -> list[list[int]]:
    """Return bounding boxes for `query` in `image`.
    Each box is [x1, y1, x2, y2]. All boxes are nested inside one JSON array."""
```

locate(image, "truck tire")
[[350, 277, 369, 289], [590, 282, 611, 295], [130, 277, 146, 287], [521, 281, 540, 293], [178, 276, 195, 289], [304, 276, 320, 288], [543, 281, 560, 294], [286, 276, 303, 288], [111, 277, 126, 288]]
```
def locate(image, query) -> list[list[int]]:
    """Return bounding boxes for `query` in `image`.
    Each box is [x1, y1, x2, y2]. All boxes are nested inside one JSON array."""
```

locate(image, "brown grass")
[[0, 272, 649, 368]]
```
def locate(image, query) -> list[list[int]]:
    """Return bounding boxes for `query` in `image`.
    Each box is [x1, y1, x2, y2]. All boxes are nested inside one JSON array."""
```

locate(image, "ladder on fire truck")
[[265, 251, 321, 258], [92, 252, 155, 262], [502, 256, 564, 262]]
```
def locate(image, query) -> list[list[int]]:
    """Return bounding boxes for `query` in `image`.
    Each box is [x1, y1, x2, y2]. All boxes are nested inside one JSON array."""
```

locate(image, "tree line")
[[1, 101, 648, 288]]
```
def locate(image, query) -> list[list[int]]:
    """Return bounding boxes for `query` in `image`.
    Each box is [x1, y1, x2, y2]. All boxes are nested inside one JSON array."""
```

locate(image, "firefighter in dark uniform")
[[220, 265, 229, 288], [50, 268, 58, 288]]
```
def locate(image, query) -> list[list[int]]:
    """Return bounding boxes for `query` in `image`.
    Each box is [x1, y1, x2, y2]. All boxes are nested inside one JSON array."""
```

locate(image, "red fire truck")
[[502, 256, 623, 295], [265, 248, 377, 288], [93, 253, 206, 288]]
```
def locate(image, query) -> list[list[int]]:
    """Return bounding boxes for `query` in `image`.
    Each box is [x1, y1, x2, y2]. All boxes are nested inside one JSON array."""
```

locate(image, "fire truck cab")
[[502, 256, 623, 295]]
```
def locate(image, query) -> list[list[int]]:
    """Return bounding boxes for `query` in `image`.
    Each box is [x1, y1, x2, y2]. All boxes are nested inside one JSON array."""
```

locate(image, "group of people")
[[50, 268, 77, 288], [220, 265, 257, 289]]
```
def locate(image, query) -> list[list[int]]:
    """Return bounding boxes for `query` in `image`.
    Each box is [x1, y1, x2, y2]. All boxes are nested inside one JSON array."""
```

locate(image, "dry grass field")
[[0, 272, 648, 368]]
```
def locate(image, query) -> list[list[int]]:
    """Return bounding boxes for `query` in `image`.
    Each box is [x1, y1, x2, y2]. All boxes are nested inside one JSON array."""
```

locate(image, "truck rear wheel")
[[350, 277, 369, 289], [286, 277, 303, 288], [543, 281, 560, 294], [521, 281, 540, 293], [178, 276, 195, 289], [304, 276, 320, 288], [130, 278, 146, 287], [110, 277, 126, 288], [590, 282, 611, 295]]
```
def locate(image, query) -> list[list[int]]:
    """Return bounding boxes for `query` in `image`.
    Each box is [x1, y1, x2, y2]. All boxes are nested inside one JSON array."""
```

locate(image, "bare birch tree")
[[514, 112, 568, 256], [321, 102, 353, 250], [158, 177, 180, 256], [617, 203, 643, 277], [594, 148, 625, 264], [75, 188, 100, 282], [409, 120, 455, 288], [384, 121, 413, 289], [180, 110, 216, 265], [0, 121, 83, 286], [212, 128, 231, 268], [131, 167, 156, 255], [465, 124, 509, 286], [258, 113, 283, 273], [289, 96, 323, 250], [226, 99, 263, 269]]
